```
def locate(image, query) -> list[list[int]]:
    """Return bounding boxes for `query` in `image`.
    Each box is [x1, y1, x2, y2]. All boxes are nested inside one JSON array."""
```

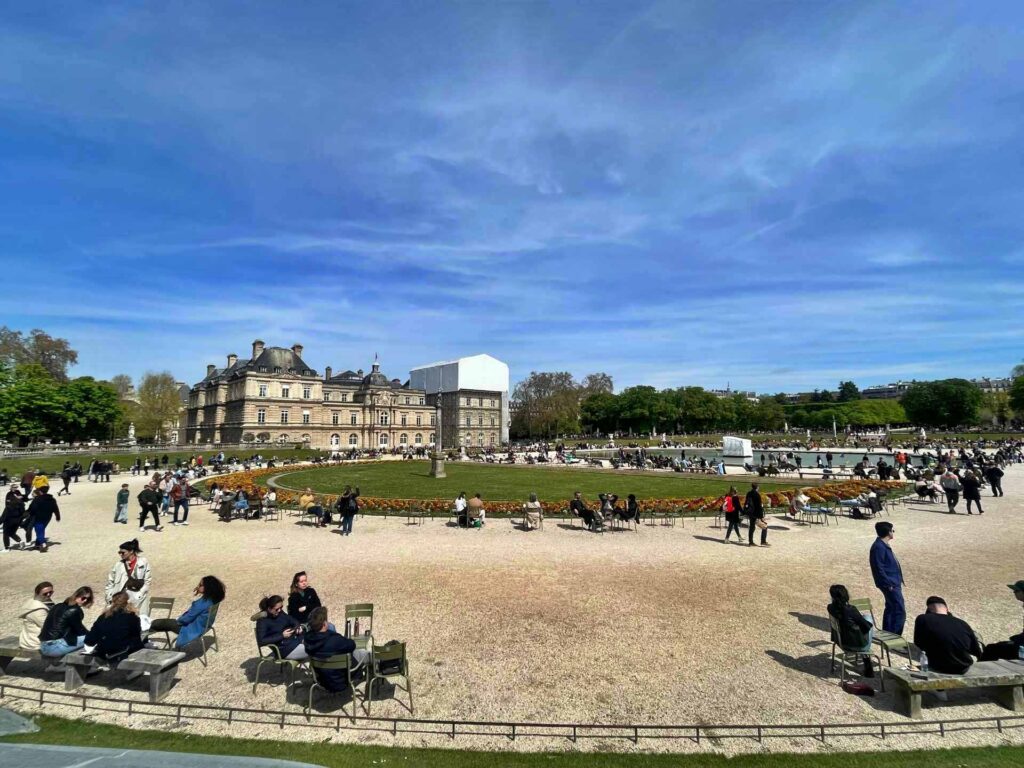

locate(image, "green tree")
[[135, 372, 185, 440], [1011, 362, 1024, 379], [0, 327, 79, 382], [1009, 377, 1024, 415], [0, 364, 63, 444], [901, 379, 983, 428], [58, 377, 124, 442], [580, 392, 619, 434], [510, 372, 581, 439], [617, 386, 660, 434], [837, 381, 861, 402]]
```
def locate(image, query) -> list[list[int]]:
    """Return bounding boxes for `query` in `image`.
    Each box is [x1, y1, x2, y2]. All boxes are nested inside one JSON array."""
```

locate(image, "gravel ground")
[[2, 465, 1024, 756]]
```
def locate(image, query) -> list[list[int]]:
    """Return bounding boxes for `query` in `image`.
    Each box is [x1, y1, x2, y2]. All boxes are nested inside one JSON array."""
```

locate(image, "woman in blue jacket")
[[149, 575, 225, 648]]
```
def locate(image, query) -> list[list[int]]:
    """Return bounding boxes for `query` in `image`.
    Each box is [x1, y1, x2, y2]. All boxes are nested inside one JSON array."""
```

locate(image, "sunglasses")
[[41, 591, 54, 597]]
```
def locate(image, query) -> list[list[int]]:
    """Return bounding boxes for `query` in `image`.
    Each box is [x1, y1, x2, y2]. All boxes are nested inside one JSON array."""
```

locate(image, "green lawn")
[[0, 447, 325, 478], [272, 462, 800, 502], [3, 714, 1024, 768]]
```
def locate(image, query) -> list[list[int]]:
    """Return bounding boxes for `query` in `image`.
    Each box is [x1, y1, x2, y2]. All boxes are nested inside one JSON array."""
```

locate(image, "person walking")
[[940, 469, 962, 513], [137, 481, 163, 532], [985, 464, 1005, 497], [338, 485, 360, 536], [169, 474, 191, 526], [723, 486, 743, 543], [28, 485, 60, 552], [745, 482, 768, 547], [114, 484, 130, 524], [57, 465, 72, 496], [2, 485, 27, 552], [869, 521, 905, 635], [961, 470, 985, 515]]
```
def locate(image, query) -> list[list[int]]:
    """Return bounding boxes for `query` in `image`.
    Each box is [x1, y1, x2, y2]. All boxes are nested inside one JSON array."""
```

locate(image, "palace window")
[[280, 411, 289, 424], [414, 433, 422, 444], [341, 393, 348, 402], [324, 391, 331, 401], [419, 397, 425, 405], [405, 396, 410, 405], [332, 412, 340, 425], [379, 413, 389, 426], [302, 386, 311, 399], [491, 417, 496, 426], [478, 415, 483, 426], [429, 432, 435, 443], [400, 433, 408, 445], [465, 416, 471, 427], [400, 414, 407, 426], [258, 383, 268, 397], [379, 434, 389, 446], [415, 415, 421, 426], [348, 434, 358, 445], [430, 414, 436, 426], [281, 385, 290, 398], [350, 412, 358, 425], [257, 409, 266, 424], [302, 410, 311, 424], [331, 434, 340, 447]]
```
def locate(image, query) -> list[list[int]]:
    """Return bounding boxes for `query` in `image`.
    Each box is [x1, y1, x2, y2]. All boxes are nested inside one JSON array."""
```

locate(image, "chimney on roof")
[[292, 343, 304, 358], [227, 353, 237, 367], [325, 366, 332, 381], [357, 369, 364, 377], [206, 364, 216, 376], [252, 339, 265, 359]]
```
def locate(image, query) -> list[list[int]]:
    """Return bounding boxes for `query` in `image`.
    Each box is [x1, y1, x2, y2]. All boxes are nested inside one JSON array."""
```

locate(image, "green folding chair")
[[306, 653, 360, 719], [850, 597, 913, 666], [366, 641, 413, 715], [828, 613, 884, 690], [344, 603, 374, 639]]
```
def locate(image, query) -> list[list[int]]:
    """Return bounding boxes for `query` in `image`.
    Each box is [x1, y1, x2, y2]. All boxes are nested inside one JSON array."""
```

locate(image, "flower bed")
[[203, 466, 907, 518]]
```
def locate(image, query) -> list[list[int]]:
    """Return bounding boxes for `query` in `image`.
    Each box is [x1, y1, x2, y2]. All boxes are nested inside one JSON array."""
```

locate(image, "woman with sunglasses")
[[105, 539, 152, 616], [39, 586, 94, 660], [18, 581, 54, 651]]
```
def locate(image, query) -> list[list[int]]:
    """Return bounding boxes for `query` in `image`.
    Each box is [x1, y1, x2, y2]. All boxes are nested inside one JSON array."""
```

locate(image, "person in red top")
[[723, 486, 743, 543]]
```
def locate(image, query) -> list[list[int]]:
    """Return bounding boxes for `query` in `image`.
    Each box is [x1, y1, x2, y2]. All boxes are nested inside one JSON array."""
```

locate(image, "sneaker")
[[155, 526, 164, 532], [0, 548, 8, 554], [139, 527, 145, 532], [182, 521, 189, 526]]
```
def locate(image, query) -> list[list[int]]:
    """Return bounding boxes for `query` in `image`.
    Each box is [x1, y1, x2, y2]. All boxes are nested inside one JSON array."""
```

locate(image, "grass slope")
[[273, 462, 798, 502], [2, 715, 1023, 768]]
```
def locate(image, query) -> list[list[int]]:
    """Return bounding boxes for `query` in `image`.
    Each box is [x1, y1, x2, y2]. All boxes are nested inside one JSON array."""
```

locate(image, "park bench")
[[883, 660, 1024, 718], [64, 648, 187, 703], [0, 636, 39, 675]]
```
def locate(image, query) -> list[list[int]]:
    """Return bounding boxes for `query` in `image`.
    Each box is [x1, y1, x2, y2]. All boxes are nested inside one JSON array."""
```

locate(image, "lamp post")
[[430, 390, 446, 478]]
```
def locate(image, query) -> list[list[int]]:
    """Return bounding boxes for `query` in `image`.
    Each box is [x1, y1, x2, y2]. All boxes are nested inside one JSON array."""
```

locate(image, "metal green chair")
[[850, 597, 913, 666], [306, 653, 359, 719], [828, 612, 884, 690], [148, 596, 176, 648], [344, 603, 374, 639], [366, 641, 413, 715]]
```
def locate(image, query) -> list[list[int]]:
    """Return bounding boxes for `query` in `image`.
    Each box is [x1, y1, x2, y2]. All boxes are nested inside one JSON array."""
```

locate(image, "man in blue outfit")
[[869, 521, 905, 635]]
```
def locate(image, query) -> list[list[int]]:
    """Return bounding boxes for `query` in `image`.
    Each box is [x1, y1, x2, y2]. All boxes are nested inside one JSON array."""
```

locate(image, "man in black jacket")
[[569, 492, 599, 530], [913, 596, 983, 674], [745, 482, 768, 547], [985, 464, 1005, 497], [303, 607, 368, 692], [137, 482, 163, 532]]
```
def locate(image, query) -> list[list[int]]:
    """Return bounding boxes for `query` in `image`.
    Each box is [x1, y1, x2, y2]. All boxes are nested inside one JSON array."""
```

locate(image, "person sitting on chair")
[[618, 494, 640, 524], [39, 586, 94, 661], [522, 493, 543, 530], [255, 594, 306, 660], [149, 575, 225, 649], [913, 595, 983, 674], [83, 591, 143, 660], [569, 492, 599, 530], [827, 584, 874, 677], [465, 493, 485, 527], [980, 580, 1024, 661], [287, 571, 322, 625], [303, 606, 370, 691], [598, 492, 618, 521]]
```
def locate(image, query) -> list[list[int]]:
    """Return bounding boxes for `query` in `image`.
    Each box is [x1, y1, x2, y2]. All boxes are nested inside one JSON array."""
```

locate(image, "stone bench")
[[64, 648, 187, 703], [0, 636, 39, 675], [883, 660, 1024, 718]]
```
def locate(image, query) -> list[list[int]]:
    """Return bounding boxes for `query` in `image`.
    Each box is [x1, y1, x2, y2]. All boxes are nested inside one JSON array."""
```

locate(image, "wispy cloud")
[[1, 1, 1022, 389]]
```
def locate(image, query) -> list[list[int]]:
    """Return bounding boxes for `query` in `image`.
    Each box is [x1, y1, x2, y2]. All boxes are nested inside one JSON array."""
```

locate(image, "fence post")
[[756, 725, 762, 743], [511, 723, 516, 741], [997, 718, 1003, 733], [176, 705, 182, 725], [880, 723, 886, 740], [694, 726, 700, 744]]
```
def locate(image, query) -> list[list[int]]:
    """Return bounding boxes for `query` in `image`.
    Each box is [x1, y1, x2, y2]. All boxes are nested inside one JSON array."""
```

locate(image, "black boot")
[[863, 658, 875, 678]]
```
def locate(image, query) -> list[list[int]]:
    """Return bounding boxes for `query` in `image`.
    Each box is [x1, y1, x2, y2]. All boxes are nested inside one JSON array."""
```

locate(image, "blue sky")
[[2, 2, 1023, 393]]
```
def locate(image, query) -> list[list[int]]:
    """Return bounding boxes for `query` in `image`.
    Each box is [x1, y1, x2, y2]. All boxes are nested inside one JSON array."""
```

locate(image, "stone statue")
[[128, 422, 135, 439]]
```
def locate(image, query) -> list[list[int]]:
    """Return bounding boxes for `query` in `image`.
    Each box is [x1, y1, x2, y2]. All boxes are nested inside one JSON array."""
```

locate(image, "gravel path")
[[2, 466, 1024, 755]]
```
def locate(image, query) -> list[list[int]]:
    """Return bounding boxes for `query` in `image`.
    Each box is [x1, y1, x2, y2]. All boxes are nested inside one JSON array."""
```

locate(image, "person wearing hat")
[[980, 581, 1024, 660], [869, 521, 905, 635]]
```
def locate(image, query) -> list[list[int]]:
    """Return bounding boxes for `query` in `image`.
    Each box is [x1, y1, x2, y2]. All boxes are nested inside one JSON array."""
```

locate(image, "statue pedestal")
[[429, 453, 446, 478]]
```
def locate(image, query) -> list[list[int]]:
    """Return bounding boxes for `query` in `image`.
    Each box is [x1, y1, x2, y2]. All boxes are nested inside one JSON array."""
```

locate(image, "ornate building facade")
[[184, 340, 436, 449]]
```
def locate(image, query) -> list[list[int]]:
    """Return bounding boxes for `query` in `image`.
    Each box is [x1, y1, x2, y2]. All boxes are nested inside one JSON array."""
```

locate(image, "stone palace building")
[[184, 342, 509, 450]]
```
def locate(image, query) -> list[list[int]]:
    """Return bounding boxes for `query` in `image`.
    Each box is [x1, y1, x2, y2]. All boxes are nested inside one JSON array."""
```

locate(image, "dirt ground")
[[2, 465, 1024, 755]]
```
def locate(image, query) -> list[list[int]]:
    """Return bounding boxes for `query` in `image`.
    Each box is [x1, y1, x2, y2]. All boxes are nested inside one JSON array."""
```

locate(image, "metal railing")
[[2, 681, 1023, 746]]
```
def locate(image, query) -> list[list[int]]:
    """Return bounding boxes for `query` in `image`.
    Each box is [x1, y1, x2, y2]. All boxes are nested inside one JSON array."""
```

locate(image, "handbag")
[[123, 561, 145, 592], [755, 518, 768, 530]]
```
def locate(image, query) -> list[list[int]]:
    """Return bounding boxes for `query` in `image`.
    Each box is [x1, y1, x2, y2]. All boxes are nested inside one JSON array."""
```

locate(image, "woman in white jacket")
[[105, 539, 152, 617], [19, 581, 55, 650]]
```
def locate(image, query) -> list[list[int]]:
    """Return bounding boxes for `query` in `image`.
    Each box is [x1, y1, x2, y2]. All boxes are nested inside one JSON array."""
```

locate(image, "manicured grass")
[[0, 448, 325, 478], [4, 714, 1024, 768], [273, 462, 799, 502]]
